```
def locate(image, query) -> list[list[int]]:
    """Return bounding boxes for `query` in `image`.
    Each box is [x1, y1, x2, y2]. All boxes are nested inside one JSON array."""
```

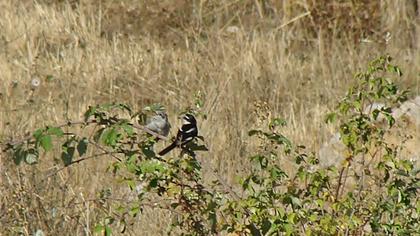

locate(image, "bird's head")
[[182, 114, 196, 125], [155, 110, 168, 121]]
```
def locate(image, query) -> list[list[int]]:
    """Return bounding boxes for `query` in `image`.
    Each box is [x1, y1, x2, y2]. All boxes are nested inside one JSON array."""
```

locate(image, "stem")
[[335, 166, 346, 201]]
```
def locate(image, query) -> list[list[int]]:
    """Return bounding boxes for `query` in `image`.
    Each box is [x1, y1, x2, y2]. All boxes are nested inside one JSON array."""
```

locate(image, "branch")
[[133, 124, 169, 141], [44, 151, 119, 179], [88, 140, 122, 162], [1, 119, 168, 152]]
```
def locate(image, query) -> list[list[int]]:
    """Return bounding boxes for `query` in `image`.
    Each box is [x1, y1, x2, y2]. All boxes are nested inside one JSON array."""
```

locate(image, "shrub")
[[3, 55, 419, 235]]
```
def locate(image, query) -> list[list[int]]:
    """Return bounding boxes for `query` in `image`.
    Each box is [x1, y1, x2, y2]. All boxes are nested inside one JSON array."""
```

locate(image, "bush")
[[3, 55, 419, 235]]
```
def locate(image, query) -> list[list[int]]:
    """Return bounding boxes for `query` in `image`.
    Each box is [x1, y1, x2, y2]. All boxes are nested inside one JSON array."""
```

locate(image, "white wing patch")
[[185, 127, 196, 133]]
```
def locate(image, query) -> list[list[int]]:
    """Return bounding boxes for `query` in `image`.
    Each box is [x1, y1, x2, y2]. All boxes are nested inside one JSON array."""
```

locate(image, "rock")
[[319, 96, 420, 169], [393, 96, 420, 126], [318, 132, 346, 168]]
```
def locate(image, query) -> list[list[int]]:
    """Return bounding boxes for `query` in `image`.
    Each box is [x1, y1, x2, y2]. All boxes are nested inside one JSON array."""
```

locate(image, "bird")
[[158, 114, 198, 156], [144, 110, 171, 138]]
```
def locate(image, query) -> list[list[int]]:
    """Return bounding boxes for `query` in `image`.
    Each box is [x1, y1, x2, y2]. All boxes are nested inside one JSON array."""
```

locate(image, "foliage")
[[219, 56, 418, 235], [3, 56, 419, 235]]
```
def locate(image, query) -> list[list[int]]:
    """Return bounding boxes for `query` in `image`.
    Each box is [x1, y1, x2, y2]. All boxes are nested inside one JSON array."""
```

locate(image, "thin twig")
[[133, 124, 169, 141], [44, 151, 118, 179], [87, 140, 122, 162]]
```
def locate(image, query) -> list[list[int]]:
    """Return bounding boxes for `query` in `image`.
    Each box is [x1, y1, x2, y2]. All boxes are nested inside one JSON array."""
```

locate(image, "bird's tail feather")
[[158, 142, 177, 156]]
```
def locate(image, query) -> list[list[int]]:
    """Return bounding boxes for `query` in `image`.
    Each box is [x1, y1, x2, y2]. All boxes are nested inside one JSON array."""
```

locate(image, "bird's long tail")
[[158, 141, 177, 156]]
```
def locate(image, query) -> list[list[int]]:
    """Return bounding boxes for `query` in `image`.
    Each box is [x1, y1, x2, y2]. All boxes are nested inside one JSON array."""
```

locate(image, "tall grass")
[[1, 0, 419, 234]]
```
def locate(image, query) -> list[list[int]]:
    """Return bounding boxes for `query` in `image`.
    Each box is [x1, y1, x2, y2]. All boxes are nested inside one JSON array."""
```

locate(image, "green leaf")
[[110, 161, 122, 174], [287, 212, 297, 224], [129, 206, 140, 217], [93, 224, 104, 233], [141, 146, 155, 158], [384, 113, 395, 127], [339, 101, 350, 114], [77, 138, 88, 157], [47, 127, 64, 137], [270, 166, 287, 180], [126, 162, 139, 174], [248, 130, 262, 136], [241, 176, 251, 190], [101, 128, 118, 147], [250, 155, 268, 169], [283, 223, 294, 235], [115, 205, 125, 214], [120, 123, 134, 136], [117, 103, 132, 114], [61, 146, 75, 166], [13, 147, 25, 165], [33, 128, 44, 140], [269, 118, 287, 129], [40, 135, 53, 152], [372, 109, 380, 120], [93, 128, 105, 143], [188, 143, 209, 152], [140, 161, 165, 174], [149, 178, 158, 188], [183, 157, 201, 173], [126, 179, 136, 190], [105, 225, 112, 236], [352, 100, 362, 111], [261, 218, 271, 235], [84, 106, 96, 122], [397, 90, 410, 103], [266, 133, 292, 148], [325, 112, 337, 123], [296, 167, 307, 180], [387, 65, 403, 76], [291, 196, 302, 208]]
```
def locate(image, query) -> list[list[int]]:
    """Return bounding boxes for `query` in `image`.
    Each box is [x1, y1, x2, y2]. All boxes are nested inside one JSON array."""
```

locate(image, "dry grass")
[[0, 0, 419, 235]]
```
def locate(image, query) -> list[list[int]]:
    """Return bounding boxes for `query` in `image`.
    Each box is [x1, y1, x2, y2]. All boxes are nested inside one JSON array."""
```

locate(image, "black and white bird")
[[144, 110, 171, 138], [158, 114, 198, 156]]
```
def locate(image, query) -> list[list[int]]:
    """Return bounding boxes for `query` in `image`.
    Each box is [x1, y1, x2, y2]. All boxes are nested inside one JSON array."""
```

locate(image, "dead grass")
[[0, 0, 419, 235]]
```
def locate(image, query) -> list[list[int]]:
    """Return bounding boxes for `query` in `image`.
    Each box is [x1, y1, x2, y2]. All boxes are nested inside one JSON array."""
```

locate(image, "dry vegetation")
[[0, 0, 419, 235]]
